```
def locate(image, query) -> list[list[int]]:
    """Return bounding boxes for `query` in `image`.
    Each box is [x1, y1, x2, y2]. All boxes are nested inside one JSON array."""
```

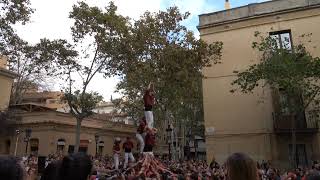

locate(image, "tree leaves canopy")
[[232, 32, 320, 112]]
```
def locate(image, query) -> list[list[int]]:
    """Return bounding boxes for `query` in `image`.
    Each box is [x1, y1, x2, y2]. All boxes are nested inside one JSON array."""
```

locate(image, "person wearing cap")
[[123, 137, 135, 169], [136, 117, 147, 154], [113, 138, 121, 170], [143, 83, 155, 128]]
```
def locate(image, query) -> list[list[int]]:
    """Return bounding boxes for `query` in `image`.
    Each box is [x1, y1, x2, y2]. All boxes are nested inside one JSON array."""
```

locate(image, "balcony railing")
[[272, 110, 319, 134]]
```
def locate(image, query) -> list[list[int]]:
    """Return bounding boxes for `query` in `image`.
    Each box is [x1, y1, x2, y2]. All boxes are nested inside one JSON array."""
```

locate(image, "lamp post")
[[14, 130, 20, 156], [24, 129, 32, 155], [94, 134, 99, 157], [184, 129, 191, 160], [166, 124, 173, 161]]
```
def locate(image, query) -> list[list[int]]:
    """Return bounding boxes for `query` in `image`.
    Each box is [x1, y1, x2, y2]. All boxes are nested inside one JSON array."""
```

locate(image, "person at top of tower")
[[143, 82, 155, 128]]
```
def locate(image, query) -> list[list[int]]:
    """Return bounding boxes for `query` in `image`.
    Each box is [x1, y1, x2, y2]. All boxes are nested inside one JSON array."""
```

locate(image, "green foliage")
[[113, 7, 223, 136], [0, 0, 33, 52], [61, 1, 131, 151], [232, 32, 320, 112], [0, 0, 78, 104], [3, 37, 78, 104], [62, 1, 130, 118], [63, 90, 103, 119]]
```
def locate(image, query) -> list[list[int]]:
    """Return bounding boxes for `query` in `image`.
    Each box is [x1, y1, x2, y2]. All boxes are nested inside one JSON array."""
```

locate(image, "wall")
[[0, 71, 15, 111], [3, 110, 136, 157], [199, 6, 320, 164]]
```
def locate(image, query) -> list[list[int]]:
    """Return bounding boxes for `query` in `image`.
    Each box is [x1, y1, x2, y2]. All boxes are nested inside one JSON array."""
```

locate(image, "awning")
[[98, 141, 104, 147], [57, 141, 65, 145], [57, 139, 65, 145]]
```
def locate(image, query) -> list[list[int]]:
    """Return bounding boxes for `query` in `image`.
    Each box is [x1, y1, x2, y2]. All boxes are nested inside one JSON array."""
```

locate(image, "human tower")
[[112, 83, 175, 178]]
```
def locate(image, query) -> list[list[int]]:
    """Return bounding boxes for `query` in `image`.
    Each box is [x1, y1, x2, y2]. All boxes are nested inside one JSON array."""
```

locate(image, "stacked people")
[[112, 82, 157, 171]]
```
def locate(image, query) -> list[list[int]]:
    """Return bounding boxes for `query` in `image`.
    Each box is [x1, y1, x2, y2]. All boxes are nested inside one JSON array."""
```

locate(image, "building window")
[[270, 30, 292, 50], [57, 139, 66, 154], [98, 141, 104, 155], [5, 140, 11, 154], [79, 140, 89, 153], [29, 138, 39, 155], [289, 144, 308, 167], [68, 145, 74, 154]]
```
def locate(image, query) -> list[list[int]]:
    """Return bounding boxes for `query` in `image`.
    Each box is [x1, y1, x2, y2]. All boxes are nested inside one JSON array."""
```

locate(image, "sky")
[[15, 0, 268, 101]]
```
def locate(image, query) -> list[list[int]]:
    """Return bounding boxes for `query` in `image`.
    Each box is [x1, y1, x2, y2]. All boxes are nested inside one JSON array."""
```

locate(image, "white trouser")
[[144, 111, 154, 128], [124, 152, 135, 169], [136, 133, 145, 153], [113, 154, 119, 170]]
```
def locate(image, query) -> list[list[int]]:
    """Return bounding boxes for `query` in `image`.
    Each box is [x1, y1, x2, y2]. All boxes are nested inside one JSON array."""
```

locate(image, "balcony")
[[273, 110, 319, 134]]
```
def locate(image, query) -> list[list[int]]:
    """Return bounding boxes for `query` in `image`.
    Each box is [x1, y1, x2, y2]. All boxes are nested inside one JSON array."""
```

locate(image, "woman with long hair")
[[225, 153, 258, 180]]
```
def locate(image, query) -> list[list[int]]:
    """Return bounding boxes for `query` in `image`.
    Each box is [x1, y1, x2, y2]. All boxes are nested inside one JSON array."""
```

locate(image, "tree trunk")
[[74, 118, 82, 153]]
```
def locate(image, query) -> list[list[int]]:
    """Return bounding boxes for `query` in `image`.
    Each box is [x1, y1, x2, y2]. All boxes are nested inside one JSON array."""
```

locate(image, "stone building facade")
[[0, 56, 16, 111], [198, 0, 320, 168], [0, 104, 136, 156]]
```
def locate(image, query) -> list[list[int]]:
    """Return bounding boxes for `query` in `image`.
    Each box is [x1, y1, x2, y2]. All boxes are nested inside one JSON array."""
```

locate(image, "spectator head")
[[127, 137, 131, 141], [40, 161, 61, 180], [286, 172, 297, 180], [58, 153, 93, 180], [306, 170, 320, 180], [225, 153, 258, 180], [0, 156, 24, 180], [115, 137, 121, 143]]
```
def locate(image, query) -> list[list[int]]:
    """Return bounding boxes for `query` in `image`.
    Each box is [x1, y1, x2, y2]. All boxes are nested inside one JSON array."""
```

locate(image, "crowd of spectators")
[[1, 152, 320, 180]]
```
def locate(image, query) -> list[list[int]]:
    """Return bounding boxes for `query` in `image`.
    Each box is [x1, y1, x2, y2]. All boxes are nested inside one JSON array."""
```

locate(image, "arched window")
[[5, 140, 11, 154], [79, 140, 89, 153], [57, 139, 66, 154], [98, 141, 104, 155], [29, 138, 39, 154]]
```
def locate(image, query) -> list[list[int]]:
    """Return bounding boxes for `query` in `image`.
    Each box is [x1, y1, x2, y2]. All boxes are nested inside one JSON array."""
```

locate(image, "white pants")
[[124, 152, 135, 169], [144, 111, 154, 128], [113, 154, 119, 170], [136, 133, 145, 153]]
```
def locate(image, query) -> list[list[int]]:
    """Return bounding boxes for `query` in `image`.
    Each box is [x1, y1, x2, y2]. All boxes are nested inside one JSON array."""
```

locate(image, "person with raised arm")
[[143, 83, 155, 128]]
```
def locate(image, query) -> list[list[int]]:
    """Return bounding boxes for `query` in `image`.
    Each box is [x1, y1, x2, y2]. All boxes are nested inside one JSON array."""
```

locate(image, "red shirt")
[[137, 119, 146, 134], [123, 140, 134, 152], [143, 90, 155, 107], [113, 143, 120, 154], [145, 133, 155, 146]]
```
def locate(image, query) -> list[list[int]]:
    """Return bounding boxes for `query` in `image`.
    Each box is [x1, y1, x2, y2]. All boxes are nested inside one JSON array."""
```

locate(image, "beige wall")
[[0, 71, 14, 111], [199, 7, 320, 164], [0, 111, 136, 157], [0, 56, 7, 69], [7, 126, 134, 157]]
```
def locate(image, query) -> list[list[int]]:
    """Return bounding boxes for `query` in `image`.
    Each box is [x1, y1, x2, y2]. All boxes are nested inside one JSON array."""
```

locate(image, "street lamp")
[[184, 129, 191, 160], [14, 130, 20, 156], [166, 124, 173, 161], [94, 134, 99, 157], [24, 129, 32, 155]]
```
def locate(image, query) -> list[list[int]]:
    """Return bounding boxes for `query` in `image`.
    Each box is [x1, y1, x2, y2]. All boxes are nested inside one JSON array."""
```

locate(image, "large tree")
[[1, 0, 78, 104], [62, 1, 130, 152], [231, 32, 320, 167], [113, 7, 222, 149], [3, 38, 78, 104], [0, 0, 33, 52]]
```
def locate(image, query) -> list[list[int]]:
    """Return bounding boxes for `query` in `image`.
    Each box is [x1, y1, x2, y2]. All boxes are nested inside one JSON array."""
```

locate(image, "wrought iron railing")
[[272, 110, 319, 133]]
